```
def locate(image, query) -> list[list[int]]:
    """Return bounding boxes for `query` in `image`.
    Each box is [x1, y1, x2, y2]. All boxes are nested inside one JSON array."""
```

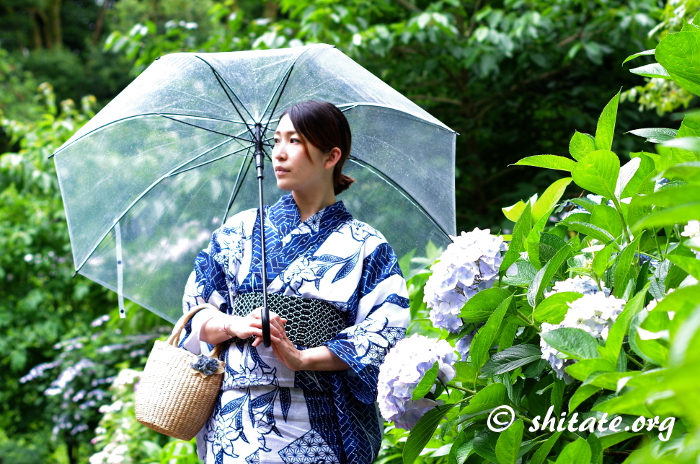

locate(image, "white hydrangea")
[[424, 228, 507, 332], [681, 220, 700, 258], [539, 292, 624, 381], [544, 275, 609, 298], [377, 334, 457, 430]]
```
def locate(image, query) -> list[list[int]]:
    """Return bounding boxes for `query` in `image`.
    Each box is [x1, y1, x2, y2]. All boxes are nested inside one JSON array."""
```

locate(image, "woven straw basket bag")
[[135, 304, 224, 441]]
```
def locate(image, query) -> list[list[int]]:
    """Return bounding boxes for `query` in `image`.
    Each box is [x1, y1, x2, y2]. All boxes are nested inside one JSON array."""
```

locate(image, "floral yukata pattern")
[[180, 194, 409, 464]]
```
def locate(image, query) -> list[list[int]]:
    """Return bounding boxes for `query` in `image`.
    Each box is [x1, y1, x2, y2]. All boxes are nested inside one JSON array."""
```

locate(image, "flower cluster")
[[544, 275, 609, 298], [191, 354, 222, 376], [377, 334, 456, 430], [424, 228, 507, 332], [540, 292, 625, 381], [682, 220, 700, 258]]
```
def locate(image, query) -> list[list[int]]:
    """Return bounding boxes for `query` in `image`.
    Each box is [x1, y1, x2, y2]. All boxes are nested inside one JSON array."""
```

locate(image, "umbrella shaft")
[[254, 122, 271, 347]]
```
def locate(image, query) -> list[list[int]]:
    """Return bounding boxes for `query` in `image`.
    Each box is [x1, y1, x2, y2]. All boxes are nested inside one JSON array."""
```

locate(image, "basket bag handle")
[[166, 303, 223, 358]]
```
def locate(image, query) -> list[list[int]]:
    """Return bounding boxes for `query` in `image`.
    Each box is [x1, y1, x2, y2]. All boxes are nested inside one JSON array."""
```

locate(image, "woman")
[[179, 101, 409, 464]]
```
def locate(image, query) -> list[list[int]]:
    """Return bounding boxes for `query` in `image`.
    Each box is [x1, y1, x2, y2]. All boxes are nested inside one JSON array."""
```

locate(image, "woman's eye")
[[291, 138, 300, 143], [274, 138, 280, 144]]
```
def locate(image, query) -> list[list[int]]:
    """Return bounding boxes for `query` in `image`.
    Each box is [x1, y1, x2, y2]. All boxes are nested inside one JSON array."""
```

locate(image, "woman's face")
[[272, 115, 333, 194]]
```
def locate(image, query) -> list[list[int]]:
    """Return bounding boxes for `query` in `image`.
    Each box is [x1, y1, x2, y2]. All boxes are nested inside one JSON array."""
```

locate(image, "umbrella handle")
[[261, 304, 271, 347]]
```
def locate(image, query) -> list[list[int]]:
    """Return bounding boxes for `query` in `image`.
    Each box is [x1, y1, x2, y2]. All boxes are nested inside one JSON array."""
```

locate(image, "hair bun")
[[334, 173, 355, 195]]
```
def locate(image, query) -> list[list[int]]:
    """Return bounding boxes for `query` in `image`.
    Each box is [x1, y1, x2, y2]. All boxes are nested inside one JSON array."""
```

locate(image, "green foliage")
[[89, 369, 198, 464], [391, 13, 700, 464]]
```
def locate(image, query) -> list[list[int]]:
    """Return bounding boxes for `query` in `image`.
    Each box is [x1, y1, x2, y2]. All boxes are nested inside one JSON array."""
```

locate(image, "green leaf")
[[502, 200, 527, 222], [412, 362, 439, 400], [569, 384, 601, 412], [470, 296, 512, 370], [501, 260, 537, 286], [632, 202, 700, 231], [514, 155, 576, 172], [587, 434, 603, 464], [667, 254, 700, 280], [481, 345, 542, 377], [448, 432, 472, 464], [595, 92, 620, 151], [622, 49, 655, 64], [629, 127, 679, 142], [636, 185, 700, 207], [541, 327, 601, 360], [495, 419, 523, 464], [500, 204, 533, 273], [403, 403, 457, 464], [630, 62, 670, 78], [529, 431, 562, 464], [532, 178, 574, 222], [569, 131, 597, 160], [462, 383, 507, 415], [661, 136, 700, 152], [527, 244, 573, 307], [454, 361, 478, 382], [565, 358, 616, 382], [472, 431, 499, 463], [572, 150, 620, 199], [664, 161, 700, 183], [621, 153, 656, 198], [612, 238, 639, 298], [555, 438, 591, 464], [601, 286, 648, 364], [590, 205, 623, 239], [656, 31, 700, 97], [592, 242, 616, 278], [460, 287, 512, 322], [562, 221, 616, 243], [533, 292, 582, 324]]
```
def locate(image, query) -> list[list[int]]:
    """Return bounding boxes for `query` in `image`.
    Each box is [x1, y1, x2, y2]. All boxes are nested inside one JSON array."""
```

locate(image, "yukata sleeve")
[[325, 241, 410, 404], [179, 226, 240, 355]]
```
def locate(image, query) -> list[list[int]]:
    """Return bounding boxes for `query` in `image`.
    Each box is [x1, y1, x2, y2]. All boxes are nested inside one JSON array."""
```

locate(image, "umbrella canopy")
[[52, 44, 456, 323]]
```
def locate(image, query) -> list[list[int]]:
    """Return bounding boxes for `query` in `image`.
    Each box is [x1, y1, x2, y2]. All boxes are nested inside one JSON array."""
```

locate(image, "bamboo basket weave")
[[135, 304, 224, 441]]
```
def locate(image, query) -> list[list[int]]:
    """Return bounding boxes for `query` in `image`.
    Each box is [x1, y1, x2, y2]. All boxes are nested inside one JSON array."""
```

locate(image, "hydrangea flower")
[[681, 220, 700, 258], [544, 275, 609, 298], [377, 334, 456, 430], [539, 292, 624, 381], [424, 228, 507, 332]]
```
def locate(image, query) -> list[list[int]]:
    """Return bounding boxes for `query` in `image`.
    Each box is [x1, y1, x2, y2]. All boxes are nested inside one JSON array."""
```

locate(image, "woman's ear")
[[324, 147, 342, 170]]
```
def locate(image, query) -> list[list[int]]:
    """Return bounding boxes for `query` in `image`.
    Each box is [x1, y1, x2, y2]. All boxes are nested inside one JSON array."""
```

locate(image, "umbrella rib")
[[222, 148, 255, 224], [348, 157, 452, 239], [260, 56, 297, 137], [73, 137, 236, 274], [51, 113, 250, 158], [334, 102, 458, 134], [159, 114, 253, 143], [195, 56, 256, 137], [169, 143, 253, 177]]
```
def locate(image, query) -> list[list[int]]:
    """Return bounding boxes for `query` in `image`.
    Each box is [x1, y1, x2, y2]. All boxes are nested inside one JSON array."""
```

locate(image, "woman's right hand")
[[200, 313, 264, 344]]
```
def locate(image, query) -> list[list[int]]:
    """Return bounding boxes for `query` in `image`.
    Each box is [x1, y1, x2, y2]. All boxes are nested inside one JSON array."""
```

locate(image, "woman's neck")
[[292, 189, 336, 222]]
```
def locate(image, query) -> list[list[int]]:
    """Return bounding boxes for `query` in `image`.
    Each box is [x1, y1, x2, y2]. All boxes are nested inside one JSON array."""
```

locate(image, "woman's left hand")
[[249, 307, 350, 372]]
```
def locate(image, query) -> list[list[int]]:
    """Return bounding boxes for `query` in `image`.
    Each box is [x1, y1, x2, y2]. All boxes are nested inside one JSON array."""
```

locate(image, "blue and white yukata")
[[180, 194, 410, 464]]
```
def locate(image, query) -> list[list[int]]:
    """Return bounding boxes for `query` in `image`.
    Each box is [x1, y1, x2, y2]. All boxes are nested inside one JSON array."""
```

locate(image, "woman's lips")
[[274, 167, 289, 175]]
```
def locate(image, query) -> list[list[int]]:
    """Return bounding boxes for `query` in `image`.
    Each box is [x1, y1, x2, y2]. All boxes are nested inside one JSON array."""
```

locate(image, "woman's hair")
[[281, 100, 355, 195]]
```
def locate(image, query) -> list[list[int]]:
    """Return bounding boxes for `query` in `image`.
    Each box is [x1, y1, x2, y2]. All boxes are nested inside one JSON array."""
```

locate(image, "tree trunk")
[[263, 0, 278, 20], [92, 0, 110, 44], [49, 0, 62, 49]]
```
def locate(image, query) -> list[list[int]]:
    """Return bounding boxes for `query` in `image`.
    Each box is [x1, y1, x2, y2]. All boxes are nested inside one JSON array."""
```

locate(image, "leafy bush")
[[377, 14, 700, 464]]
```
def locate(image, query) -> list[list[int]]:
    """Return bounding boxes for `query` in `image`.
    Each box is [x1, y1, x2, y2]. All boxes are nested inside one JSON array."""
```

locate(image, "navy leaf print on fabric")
[[280, 387, 291, 421]]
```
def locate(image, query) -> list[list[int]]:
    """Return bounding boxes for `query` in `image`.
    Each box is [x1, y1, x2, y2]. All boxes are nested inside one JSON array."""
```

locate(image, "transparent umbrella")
[[52, 44, 456, 328]]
